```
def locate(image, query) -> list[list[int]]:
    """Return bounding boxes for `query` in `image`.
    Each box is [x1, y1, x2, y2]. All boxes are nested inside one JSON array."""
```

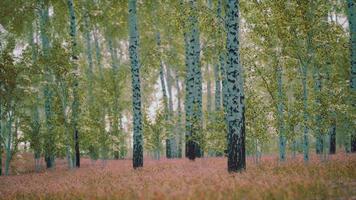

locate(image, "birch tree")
[[129, 0, 143, 168], [225, 0, 246, 172]]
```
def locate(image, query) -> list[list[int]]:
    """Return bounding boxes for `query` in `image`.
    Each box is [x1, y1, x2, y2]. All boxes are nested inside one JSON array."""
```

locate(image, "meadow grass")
[[0, 153, 355, 200]]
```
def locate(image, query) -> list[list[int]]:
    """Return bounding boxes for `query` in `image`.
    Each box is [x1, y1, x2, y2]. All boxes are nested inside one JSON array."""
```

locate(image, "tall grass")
[[0, 153, 355, 200]]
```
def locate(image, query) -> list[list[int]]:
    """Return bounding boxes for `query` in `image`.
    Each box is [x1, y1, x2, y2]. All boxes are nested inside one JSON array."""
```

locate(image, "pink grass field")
[[0, 153, 355, 200]]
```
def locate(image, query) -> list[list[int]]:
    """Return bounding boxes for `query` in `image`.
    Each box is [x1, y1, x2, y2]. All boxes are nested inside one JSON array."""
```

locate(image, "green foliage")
[[0, 0, 354, 174]]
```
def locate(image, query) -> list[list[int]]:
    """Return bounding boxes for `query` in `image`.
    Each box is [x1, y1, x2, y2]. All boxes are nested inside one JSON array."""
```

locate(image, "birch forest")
[[0, 0, 355, 199]]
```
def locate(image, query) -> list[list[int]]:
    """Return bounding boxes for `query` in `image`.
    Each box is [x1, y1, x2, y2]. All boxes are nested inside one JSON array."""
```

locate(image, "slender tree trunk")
[[129, 0, 143, 169], [119, 113, 126, 159], [156, 31, 171, 159], [347, 0, 356, 152], [58, 79, 72, 168], [292, 139, 297, 159], [94, 27, 104, 81], [184, 32, 195, 160], [325, 61, 337, 154], [329, 123, 336, 154], [38, 0, 55, 168], [32, 103, 42, 172], [83, 5, 94, 108], [206, 64, 212, 113], [217, 0, 228, 124], [313, 65, 323, 154], [74, 130, 79, 167], [302, 62, 309, 162], [5, 102, 14, 175], [0, 97, 2, 176], [214, 63, 221, 111], [276, 65, 286, 161], [29, 22, 43, 171], [180, 0, 190, 159], [175, 71, 183, 158], [67, 0, 80, 168], [225, 0, 246, 172], [166, 67, 176, 157], [301, 2, 315, 162]]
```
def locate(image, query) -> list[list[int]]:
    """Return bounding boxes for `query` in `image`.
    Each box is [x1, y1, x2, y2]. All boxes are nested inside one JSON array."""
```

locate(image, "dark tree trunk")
[[75, 130, 80, 167], [329, 125, 336, 154], [347, 0, 356, 152], [351, 134, 356, 152], [166, 139, 171, 158], [187, 140, 196, 160], [0, 144, 2, 176], [0, 98, 2, 176]]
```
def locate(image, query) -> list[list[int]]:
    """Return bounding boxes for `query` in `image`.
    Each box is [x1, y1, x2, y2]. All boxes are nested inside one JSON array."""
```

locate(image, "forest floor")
[[0, 152, 355, 200]]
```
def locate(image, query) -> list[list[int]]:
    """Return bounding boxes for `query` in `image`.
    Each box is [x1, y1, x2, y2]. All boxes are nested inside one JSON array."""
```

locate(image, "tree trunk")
[[276, 65, 286, 161], [347, 0, 356, 152], [29, 23, 43, 171], [129, 0, 143, 169], [214, 63, 221, 111], [301, 2, 315, 162], [313, 65, 323, 155], [5, 102, 14, 175], [32, 103, 42, 172], [186, 0, 203, 159], [166, 67, 176, 158], [329, 122, 336, 154], [156, 31, 171, 159], [175, 71, 183, 158], [225, 0, 246, 172], [67, 0, 80, 168], [75, 129, 80, 167], [302, 63, 309, 162], [217, 0, 228, 129], [39, 0, 55, 169], [0, 100, 2, 176], [119, 114, 126, 159], [58, 79, 72, 168], [206, 64, 212, 113], [83, 5, 94, 108]]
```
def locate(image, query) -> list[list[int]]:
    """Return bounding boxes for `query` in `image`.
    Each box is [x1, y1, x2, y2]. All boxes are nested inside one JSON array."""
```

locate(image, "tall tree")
[[155, 30, 171, 158], [0, 85, 2, 176], [83, 4, 94, 108], [276, 63, 286, 161], [38, 0, 55, 168], [166, 67, 176, 158], [313, 64, 323, 154], [185, 0, 203, 160], [217, 0, 228, 122], [300, 1, 316, 162], [214, 63, 221, 111], [175, 71, 183, 158], [129, 0, 143, 168], [0, 82, 2, 176], [28, 23, 43, 171], [67, 0, 80, 168], [225, 0, 245, 172], [206, 64, 212, 113], [347, 0, 356, 152]]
